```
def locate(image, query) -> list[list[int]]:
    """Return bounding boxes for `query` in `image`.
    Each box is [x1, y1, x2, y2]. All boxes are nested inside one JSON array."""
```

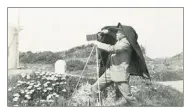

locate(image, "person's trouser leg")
[[99, 66, 106, 77], [116, 81, 132, 99], [116, 81, 139, 106], [91, 69, 113, 94]]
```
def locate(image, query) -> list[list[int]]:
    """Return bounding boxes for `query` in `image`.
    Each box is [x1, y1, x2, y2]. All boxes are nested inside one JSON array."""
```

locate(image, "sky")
[[8, 8, 183, 59]]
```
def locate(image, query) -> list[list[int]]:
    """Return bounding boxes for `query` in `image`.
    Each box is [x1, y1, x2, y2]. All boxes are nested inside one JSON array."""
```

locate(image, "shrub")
[[66, 60, 86, 71], [7, 70, 95, 107]]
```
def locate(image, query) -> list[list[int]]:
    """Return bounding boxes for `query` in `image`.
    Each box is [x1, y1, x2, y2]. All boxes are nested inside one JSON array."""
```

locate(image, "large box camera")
[[86, 32, 103, 41], [86, 34, 97, 41]]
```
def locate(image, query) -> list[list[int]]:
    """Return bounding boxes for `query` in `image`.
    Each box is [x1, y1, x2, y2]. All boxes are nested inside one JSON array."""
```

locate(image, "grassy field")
[[8, 61, 184, 107], [8, 46, 183, 106]]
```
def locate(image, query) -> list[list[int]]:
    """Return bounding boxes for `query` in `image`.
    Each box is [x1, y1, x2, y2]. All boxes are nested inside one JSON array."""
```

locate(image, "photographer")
[[90, 23, 150, 106]]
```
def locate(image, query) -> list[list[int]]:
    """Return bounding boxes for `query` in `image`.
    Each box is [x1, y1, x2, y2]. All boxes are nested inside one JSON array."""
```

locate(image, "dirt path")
[[157, 80, 183, 93]]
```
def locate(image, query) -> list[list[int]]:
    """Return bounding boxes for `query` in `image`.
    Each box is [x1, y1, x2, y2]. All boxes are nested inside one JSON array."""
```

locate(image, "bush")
[[66, 60, 86, 71], [7, 70, 95, 107]]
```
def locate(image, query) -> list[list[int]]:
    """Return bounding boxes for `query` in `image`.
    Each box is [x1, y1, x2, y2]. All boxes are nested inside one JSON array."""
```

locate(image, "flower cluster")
[[8, 70, 68, 106]]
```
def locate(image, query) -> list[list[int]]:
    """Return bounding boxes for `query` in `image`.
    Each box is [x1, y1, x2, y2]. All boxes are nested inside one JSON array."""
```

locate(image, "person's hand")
[[101, 29, 109, 34], [91, 40, 99, 46]]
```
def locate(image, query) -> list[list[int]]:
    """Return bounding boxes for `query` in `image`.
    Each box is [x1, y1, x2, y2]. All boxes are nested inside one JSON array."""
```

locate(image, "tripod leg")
[[96, 46, 101, 106]]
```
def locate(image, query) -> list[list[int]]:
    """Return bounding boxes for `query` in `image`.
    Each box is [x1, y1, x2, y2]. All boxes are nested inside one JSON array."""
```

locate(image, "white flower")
[[21, 73, 26, 78], [43, 89, 47, 92], [25, 94, 31, 100], [62, 81, 67, 85], [13, 105, 19, 106], [17, 83, 21, 86], [34, 84, 39, 88], [35, 71, 40, 74], [50, 77, 55, 80], [55, 74, 60, 78], [25, 89, 28, 92], [47, 77, 51, 80], [52, 83, 56, 86], [47, 87, 52, 91], [13, 93, 20, 97], [30, 89, 35, 93], [21, 100, 28, 103], [18, 80, 23, 84], [27, 86, 32, 89], [30, 80, 35, 83], [46, 100, 54, 103], [53, 78, 57, 81], [55, 94, 59, 98], [61, 76, 66, 80], [13, 97, 19, 101], [44, 83, 49, 87], [20, 90, 25, 94], [8, 88, 12, 92], [26, 91, 30, 94], [62, 89, 66, 92], [44, 84, 48, 87], [53, 93, 59, 97], [40, 71, 46, 76], [26, 91, 32, 95], [37, 87, 41, 90], [29, 83, 34, 86], [46, 94, 53, 100], [26, 75, 31, 79], [53, 92, 57, 95], [45, 72, 49, 76], [40, 100, 46, 103], [60, 82, 66, 85], [46, 81, 50, 84], [48, 73, 52, 76], [131, 86, 139, 93]]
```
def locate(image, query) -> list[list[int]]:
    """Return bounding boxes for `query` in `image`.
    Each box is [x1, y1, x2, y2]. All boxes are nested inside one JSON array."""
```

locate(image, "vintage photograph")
[[8, 8, 183, 107]]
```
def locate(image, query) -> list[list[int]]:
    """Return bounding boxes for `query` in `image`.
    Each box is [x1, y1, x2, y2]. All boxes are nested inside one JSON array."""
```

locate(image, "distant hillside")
[[165, 52, 183, 70], [19, 44, 96, 64], [19, 43, 148, 64], [19, 44, 183, 81], [19, 44, 183, 71], [169, 52, 183, 61]]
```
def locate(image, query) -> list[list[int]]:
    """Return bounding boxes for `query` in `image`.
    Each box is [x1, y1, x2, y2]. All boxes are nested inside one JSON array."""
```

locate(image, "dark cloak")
[[98, 23, 151, 79]]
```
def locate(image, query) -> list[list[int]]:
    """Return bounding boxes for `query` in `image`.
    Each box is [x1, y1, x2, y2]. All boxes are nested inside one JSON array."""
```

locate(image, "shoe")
[[90, 86, 99, 98], [114, 97, 128, 106], [89, 89, 102, 106], [125, 97, 141, 106], [90, 91, 98, 98]]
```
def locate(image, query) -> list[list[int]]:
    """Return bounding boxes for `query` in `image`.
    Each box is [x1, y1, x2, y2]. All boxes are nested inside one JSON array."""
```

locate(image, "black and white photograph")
[[7, 8, 183, 107]]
